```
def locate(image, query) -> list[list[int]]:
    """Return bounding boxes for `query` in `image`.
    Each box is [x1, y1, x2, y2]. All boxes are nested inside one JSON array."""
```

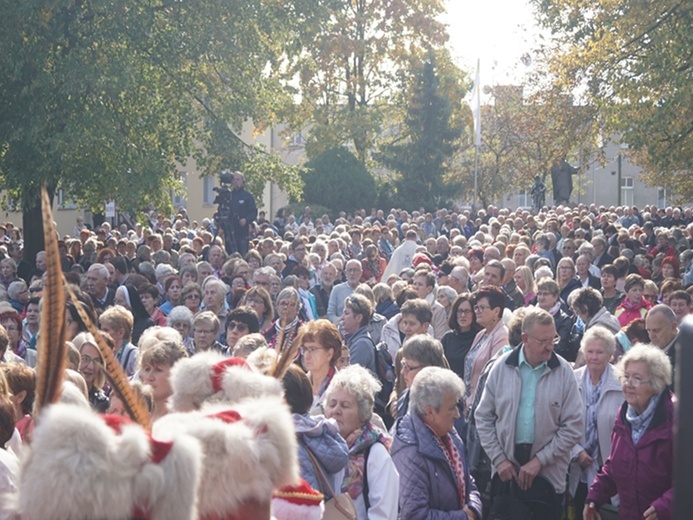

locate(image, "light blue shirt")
[[515, 347, 547, 444]]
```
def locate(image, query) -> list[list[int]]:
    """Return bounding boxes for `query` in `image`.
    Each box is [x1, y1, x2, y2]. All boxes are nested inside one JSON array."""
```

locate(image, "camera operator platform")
[[213, 170, 257, 256]]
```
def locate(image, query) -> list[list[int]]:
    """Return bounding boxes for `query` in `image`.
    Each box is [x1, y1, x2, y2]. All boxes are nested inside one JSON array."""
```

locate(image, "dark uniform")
[[228, 186, 257, 256]]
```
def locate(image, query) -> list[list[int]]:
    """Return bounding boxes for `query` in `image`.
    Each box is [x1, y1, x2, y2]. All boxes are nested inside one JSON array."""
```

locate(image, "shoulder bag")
[[304, 444, 357, 520]]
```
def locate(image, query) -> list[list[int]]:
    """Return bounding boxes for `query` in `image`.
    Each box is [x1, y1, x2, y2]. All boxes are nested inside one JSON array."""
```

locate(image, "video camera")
[[212, 170, 234, 225]]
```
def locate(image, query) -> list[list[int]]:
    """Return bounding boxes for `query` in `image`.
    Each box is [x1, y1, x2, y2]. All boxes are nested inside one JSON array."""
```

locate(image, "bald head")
[[645, 304, 678, 349]]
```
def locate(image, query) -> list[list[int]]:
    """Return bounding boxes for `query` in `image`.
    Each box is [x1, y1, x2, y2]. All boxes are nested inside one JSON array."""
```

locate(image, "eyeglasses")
[[527, 334, 559, 347], [474, 305, 490, 313], [80, 354, 100, 366], [227, 321, 248, 332], [278, 301, 298, 308], [245, 297, 264, 305], [456, 308, 473, 316], [401, 361, 422, 372], [536, 291, 553, 297], [300, 346, 326, 355], [185, 294, 201, 300], [619, 376, 651, 387]]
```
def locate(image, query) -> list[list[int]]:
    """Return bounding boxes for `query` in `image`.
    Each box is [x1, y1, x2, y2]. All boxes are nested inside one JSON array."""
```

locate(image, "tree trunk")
[[21, 188, 55, 265]]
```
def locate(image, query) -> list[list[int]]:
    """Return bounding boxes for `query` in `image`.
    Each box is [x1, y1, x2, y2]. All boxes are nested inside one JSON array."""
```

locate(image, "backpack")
[[371, 340, 395, 417]]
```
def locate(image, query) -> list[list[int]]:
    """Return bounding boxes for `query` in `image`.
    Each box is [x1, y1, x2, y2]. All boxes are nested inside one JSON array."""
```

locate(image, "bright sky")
[[441, 0, 542, 92]]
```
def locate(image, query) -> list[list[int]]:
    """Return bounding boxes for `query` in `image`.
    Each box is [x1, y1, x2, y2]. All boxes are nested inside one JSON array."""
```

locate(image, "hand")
[[496, 459, 518, 482], [463, 504, 478, 520], [583, 502, 601, 520], [577, 450, 594, 469], [239, 218, 247, 226], [517, 456, 542, 491], [643, 505, 658, 520]]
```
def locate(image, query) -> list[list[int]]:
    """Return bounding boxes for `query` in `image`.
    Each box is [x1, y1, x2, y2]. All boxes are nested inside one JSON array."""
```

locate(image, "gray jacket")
[[346, 326, 376, 375], [475, 345, 584, 493]]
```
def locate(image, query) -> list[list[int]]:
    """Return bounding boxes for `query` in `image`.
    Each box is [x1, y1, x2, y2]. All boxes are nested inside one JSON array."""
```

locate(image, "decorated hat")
[[272, 479, 324, 520]]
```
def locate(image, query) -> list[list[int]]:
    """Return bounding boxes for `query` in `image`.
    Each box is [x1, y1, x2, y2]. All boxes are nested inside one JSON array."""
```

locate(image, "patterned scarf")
[[430, 429, 466, 507], [341, 423, 391, 499], [626, 391, 662, 445], [583, 370, 605, 456]]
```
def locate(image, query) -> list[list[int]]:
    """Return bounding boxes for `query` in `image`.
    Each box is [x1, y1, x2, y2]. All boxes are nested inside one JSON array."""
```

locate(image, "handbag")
[[304, 444, 357, 520]]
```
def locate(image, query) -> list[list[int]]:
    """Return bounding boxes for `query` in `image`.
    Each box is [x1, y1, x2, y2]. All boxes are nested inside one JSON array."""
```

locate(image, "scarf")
[[626, 391, 662, 445], [271, 317, 299, 352], [430, 429, 466, 507], [547, 300, 562, 317], [341, 423, 391, 500], [620, 296, 648, 313], [583, 369, 605, 456], [364, 257, 382, 278], [310, 366, 337, 399]]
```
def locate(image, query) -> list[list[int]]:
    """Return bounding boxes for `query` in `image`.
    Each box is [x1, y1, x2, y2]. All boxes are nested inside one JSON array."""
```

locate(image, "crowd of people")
[[0, 198, 689, 519]]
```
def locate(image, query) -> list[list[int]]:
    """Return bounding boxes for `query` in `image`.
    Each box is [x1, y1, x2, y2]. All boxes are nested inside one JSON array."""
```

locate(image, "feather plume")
[[34, 187, 68, 412], [64, 283, 151, 429], [269, 318, 300, 380]]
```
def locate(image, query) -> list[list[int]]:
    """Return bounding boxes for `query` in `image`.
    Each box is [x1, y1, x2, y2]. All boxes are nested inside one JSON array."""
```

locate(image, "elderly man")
[[475, 307, 583, 518], [645, 304, 679, 382], [207, 245, 226, 279], [327, 259, 363, 324], [339, 293, 376, 374], [310, 261, 337, 319], [448, 266, 470, 294], [86, 263, 115, 312]]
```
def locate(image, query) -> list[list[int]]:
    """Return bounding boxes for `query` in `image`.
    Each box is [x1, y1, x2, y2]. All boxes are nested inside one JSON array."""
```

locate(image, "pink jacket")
[[464, 319, 508, 413]]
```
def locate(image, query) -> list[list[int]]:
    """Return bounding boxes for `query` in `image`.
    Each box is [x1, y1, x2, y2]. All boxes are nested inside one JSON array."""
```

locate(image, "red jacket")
[[587, 391, 674, 520]]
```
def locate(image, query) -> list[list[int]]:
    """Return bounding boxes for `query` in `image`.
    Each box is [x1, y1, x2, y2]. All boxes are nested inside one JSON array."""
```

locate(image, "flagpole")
[[473, 143, 478, 209]]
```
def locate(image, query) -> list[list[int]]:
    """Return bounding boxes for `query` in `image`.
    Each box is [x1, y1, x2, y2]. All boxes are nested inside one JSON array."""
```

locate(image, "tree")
[[377, 53, 467, 210], [0, 0, 309, 260], [301, 147, 376, 213], [531, 0, 692, 199], [281, 0, 450, 164], [452, 84, 597, 208]]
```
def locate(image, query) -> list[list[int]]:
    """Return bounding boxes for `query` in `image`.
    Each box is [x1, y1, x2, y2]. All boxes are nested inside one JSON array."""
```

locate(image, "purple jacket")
[[587, 391, 674, 520], [391, 411, 482, 520]]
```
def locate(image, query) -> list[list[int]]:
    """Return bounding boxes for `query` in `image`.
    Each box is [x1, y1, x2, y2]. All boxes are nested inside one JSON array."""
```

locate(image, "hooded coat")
[[391, 411, 482, 520]]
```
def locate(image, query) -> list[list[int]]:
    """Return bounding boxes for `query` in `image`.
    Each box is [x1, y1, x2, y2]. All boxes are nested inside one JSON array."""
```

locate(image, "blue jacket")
[[391, 411, 482, 519], [295, 414, 349, 500]]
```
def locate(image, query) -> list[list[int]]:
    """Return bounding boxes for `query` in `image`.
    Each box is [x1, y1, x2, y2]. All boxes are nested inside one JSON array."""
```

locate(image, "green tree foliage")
[[281, 0, 450, 164], [301, 147, 376, 213], [531, 0, 692, 198], [377, 53, 467, 210], [453, 84, 596, 208], [0, 0, 310, 258]]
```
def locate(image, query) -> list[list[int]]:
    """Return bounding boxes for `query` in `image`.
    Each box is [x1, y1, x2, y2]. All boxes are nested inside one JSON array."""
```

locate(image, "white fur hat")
[[168, 351, 283, 412], [153, 395, 299, 519], [17, 404, 201, 520]]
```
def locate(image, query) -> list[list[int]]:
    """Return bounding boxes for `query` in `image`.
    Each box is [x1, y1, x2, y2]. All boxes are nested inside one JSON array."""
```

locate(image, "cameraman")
[[226, 171, 257, 256]]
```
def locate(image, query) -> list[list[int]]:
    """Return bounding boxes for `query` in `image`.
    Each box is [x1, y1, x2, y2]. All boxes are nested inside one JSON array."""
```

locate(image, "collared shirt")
[[515, 347, 548, 444]]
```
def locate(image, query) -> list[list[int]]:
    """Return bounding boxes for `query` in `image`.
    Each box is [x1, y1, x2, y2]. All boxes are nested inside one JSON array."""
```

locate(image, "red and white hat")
[[272, 479, 324, 520]]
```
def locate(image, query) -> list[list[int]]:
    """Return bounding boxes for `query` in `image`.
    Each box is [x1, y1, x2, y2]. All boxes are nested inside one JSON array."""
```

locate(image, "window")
[[620, 177, 634, 206], [518, 189, 530, 208], [172, 171, 188, 208], [658, 188, 668, 208], [203, 176, 216, 206], [57, 188, 78, 210]]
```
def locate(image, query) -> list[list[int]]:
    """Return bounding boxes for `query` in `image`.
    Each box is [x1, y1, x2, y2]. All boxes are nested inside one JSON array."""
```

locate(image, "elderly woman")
[[392, 367, 482, 520], [536, 278, 576, 361], [585, 345, 673, 520], [437, 286, 459, 321], [557, 257, 581, 304], [464, 286, 508, 414], [191, 311, 224, 354], [181, 282, 203, 315], [72, 332, 109, 413], [570, 287, 621, 335], [167, 305, 194, 354], [202, 278, 229, 339], [282, 365, 349, 500], [264, 287, 302, 353], [614, 274, 651, 327], [324, 365, 399, 520], [514, 265, 536, 307], [395, 335, 449, 420], [240, 286, 274, 334], [0, 311, 28, 362], [441, 294, 482, 380], [568, 327, 624, 518], [297, 319, 343, 414], [138, 326, 188, 423]]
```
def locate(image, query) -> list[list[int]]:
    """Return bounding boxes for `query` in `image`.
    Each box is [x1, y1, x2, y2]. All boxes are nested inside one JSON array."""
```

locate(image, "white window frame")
[[620, 176, 634, 206]]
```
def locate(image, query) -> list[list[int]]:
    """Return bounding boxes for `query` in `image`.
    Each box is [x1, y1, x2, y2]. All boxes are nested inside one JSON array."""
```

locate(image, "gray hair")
[[276, 287, 300, 306], [580, 325, 617, 357], [204, 277, 228, 296], [233, 333, 268, 358], [7, 280, 27, 300], [87, 263, 109, 279], [617, 343, 672, 394], [253, 266, 275, 281], [437, 286, 458, 305], [401, 335, 447, 368], [325, 365, 381, 423], [167, 306, 194, 327], [409, 367, 465, 416], [343, 293, 373, 326], [521, 307, 555, 334], [192, 311, 220, 334], [354, 283, 375, 306]]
